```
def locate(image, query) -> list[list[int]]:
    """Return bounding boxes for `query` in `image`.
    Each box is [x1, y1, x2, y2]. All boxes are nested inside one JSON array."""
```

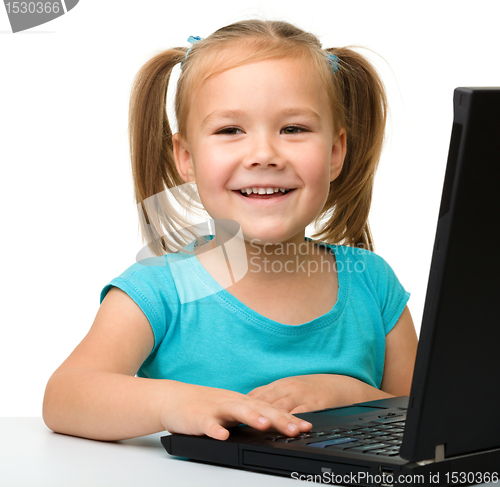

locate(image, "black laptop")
[[161, 88, 500, 486]]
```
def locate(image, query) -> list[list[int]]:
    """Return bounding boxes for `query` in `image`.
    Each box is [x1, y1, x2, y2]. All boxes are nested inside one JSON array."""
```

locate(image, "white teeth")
[[239, 187, 290, 194]]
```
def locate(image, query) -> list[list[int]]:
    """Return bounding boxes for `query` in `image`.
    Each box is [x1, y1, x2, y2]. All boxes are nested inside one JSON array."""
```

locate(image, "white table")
[[1, 418, 498, 487], [0, 418, 295, 487]]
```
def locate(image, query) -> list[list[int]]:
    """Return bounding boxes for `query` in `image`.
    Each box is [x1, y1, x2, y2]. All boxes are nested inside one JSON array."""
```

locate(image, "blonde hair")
[[129, 19, 387, 254]]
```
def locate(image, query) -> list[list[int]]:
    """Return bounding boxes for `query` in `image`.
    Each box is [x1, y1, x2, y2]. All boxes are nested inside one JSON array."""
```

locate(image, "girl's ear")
[[330, 129, 347, 182], [173, 133, 196, 183]]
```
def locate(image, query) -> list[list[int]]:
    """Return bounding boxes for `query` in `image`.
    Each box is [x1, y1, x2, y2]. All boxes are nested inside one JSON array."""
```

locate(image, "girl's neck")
[[195, 229, 331, 286]]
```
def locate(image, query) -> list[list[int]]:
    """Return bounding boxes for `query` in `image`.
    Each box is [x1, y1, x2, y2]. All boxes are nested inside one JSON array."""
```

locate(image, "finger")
[[270, 396, 301, 413], [197, 414, 230, 441], [263, 407, 312, 436], [223, 401, 312, 436], [216, 400, 273, 431]]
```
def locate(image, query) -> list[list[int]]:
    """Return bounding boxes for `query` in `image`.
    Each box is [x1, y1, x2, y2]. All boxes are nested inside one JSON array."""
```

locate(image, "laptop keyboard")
[[265, 419, 405, 457]]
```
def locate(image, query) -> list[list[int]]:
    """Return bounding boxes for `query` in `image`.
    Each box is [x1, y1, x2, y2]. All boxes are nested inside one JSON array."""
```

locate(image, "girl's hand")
[[160, 382, 313, 441], [247, 374, 393, 414]]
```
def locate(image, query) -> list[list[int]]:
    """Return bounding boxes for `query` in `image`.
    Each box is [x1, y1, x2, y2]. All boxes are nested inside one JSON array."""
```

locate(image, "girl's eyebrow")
[[278, 107, 321, 121], [201, 107, 321, 127], [202, 109, 246, 127]]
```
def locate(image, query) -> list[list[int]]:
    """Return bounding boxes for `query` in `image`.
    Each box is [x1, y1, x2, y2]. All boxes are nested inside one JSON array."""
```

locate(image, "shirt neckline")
[[185, 236, 349, 334]]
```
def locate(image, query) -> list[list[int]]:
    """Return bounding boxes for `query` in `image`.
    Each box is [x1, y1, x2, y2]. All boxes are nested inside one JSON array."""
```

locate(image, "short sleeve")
[[362, 251, 411, 335], [100, 259, 178, 352]]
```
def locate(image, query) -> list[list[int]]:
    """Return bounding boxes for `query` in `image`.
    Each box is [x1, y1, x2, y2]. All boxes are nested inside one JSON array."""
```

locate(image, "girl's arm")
[[42, 287, 312, 441], [247, 306, 418, 412], [379, 305, 418, 396]]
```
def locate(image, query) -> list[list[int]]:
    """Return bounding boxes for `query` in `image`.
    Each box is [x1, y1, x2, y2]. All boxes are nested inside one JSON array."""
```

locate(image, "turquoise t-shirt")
[[100, 238, 410, 392]]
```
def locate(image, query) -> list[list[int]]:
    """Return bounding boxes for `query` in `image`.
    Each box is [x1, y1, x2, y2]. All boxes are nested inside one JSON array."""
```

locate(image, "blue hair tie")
[[326, 52, 339, 73], [187, 35, 203, 44], [182, 36, 203, 68]]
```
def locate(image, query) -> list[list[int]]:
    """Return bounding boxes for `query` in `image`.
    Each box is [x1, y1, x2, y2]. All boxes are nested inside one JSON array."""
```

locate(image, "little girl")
[[43, 19, 418, 442]]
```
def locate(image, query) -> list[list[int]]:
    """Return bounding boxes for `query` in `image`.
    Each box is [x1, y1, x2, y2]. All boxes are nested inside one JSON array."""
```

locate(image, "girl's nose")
[[244, 135, 284, 169]]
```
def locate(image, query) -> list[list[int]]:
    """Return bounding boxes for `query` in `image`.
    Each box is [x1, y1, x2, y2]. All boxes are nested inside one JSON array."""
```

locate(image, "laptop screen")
[[401, 88, 500, 462]]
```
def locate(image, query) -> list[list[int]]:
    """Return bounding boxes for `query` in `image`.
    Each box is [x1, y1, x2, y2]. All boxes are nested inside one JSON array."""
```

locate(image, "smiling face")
[[173, 55, 346, 246]]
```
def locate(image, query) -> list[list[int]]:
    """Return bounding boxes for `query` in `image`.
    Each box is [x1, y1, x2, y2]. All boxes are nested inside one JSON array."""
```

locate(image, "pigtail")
[[312, 48, 387, 252], [129, 47, 198, 256]]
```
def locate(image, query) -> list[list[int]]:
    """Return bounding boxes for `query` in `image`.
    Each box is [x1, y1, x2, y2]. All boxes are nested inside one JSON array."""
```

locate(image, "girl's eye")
[[216, 127, 243, 135], [281, 125, 307, 135]]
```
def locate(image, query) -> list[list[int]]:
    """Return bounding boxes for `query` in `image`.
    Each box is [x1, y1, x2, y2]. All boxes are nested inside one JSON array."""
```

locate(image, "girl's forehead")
[[193, 55, 326, 101], [203, 48, 316, 81]]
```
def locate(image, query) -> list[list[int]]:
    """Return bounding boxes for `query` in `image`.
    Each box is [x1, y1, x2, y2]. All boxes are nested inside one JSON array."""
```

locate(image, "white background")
[[1, 0, 498, 416]]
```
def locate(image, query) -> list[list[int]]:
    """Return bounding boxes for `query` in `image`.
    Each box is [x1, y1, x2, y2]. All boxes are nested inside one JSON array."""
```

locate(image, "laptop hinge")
[[416, 444, 446, 466]]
